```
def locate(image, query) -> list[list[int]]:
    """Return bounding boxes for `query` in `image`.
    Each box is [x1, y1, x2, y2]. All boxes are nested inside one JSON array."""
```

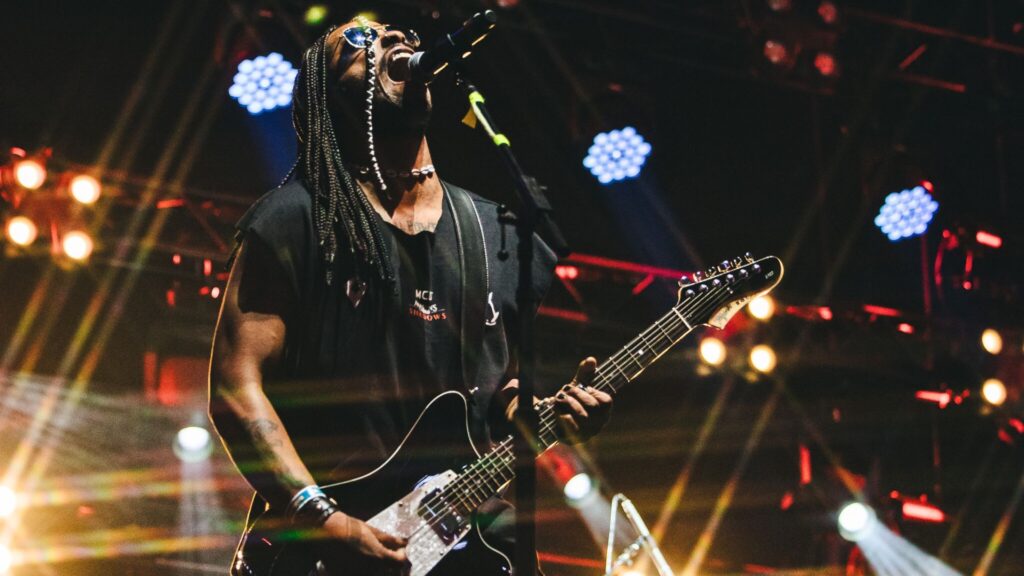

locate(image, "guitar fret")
[[671, 307, 692, 330], [654, 321, 674, 343]]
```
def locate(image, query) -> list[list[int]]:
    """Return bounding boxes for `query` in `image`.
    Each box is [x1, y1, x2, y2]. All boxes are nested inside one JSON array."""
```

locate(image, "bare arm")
[[208, 239, 313, 510], [208, 237, 407, 569]]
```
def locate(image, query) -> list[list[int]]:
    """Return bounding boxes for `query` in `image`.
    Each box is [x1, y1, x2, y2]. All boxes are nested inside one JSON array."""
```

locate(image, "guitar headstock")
[[676, 254, 784, 329]]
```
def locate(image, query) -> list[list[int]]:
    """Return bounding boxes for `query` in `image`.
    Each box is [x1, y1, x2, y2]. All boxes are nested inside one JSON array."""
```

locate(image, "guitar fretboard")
[[431, 282, 738, 517]]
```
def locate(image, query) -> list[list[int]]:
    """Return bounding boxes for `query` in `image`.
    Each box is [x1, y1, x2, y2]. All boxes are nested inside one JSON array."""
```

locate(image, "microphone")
[[408, 10, 498, 84]]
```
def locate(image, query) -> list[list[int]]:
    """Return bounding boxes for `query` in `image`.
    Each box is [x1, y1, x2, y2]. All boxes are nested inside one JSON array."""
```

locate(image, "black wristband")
[[293, 495, 340, 526]]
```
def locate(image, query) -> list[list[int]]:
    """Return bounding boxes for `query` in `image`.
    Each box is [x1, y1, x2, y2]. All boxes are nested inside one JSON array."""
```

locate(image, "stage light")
[[813, 52, 838, 77], [0, 486, 16, 518], [817, 1, 840, 24], [5, 216, 38, 246], [174, 426, 213, 462], [69, 174, 101, 204], [229, 52, 298, 115], [0, 544, 9, 575], [763, 40, 789, 65], [766, 0, 792, 12], [563, 472, 595, 502], [981, 378, 1007, 407], [981, 328, 1003, 355], [976, 230, 1002, 248], [555, 264, 579, 280], [749, 344, 777, 374], [304, 4, 329, 26], [874, 185, 939, 242], [747, 295, 775, 320], [14, 158, 46, 190], [699, 337, 727, 366], [582, 126, 652, 185], [902, 501, 945, 523], [62, 230, 94, 261], [838, 502, 876, 541]]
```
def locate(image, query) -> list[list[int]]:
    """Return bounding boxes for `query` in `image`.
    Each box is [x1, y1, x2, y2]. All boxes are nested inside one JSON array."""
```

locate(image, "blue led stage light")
[[874, 184, 939, 242], [228, 52, 298, 115], [583, 126, 652, 185]]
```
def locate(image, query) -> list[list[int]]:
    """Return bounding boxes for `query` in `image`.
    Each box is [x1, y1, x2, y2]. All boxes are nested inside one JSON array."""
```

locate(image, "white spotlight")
[[0, 544, 9, 575], [699, 337, 727, 366], [747, 295, 775, 321], [0, 486, 16, 518], [5, 216, 38, 247], [62, 230, 94, 261], [13, 159, 46, 190], [69, 174, 102, 205], [749, 344, 777, 374], [981, 378, 1007, 407], [174, 426, 213, 462], [981, 329, 1003, 355], [838, 502, 876, 541], [563, 473, 595, 502]]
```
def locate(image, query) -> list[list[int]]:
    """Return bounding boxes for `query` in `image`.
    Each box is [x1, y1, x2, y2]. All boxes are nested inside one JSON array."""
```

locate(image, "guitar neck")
[[441, 288, 733, 515]]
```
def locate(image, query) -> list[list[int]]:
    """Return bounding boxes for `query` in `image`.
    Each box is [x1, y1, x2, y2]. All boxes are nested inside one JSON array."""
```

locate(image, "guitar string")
[[414, 284, 733, 526], [406, 286, 734, 543], [410, 282, 737, 529], [416, 279, 744, 524]]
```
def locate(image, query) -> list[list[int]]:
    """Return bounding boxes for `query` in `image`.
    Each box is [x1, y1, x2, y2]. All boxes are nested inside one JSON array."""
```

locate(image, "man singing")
[[209, 16, 612, 575]]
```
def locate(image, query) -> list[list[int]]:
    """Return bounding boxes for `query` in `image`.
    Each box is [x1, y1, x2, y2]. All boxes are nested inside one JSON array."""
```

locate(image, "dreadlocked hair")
[[289, 27, 394, 286]]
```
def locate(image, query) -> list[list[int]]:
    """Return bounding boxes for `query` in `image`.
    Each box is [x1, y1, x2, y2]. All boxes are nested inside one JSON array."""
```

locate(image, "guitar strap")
[[443, 183, 489, 393]]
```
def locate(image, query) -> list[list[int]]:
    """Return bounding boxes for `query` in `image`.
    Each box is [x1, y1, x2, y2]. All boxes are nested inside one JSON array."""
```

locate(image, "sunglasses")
[[341, 25, 421, 50]]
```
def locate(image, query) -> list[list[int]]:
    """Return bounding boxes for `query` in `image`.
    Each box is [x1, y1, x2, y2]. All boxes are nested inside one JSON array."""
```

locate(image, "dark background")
[[1, 1, 1023, 574]]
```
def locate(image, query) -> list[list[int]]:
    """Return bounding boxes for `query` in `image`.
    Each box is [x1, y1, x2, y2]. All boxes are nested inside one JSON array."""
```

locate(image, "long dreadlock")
[[287, 27, 394, 286]]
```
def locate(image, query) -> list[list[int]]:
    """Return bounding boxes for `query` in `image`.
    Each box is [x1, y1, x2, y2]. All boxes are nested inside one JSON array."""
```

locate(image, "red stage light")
[[863, 304, 901, 317], [915, 390, 951, 409], [172, 253, 182, 265], [921, 180, 934, 192], [780, 491, 794, 510], [898, 323, 914, 334], [976, 231, 1003, 249], [817, 306, 833, 321], [902, 501, 945, 523], [799, 444, 812, 485], [203, 258, 213, 277], [555, 265, 579, 280], [817, 1, 839, 24], [763, 40, 788, 65], [813, 52, 838, 77]]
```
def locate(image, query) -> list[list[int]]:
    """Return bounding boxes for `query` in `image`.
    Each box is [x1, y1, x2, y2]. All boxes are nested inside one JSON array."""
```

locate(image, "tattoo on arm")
[[246, 418, 284, 450]]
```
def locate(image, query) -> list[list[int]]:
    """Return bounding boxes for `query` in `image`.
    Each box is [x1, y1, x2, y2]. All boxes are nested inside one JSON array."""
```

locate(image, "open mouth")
[[386, 50, 413, 82]]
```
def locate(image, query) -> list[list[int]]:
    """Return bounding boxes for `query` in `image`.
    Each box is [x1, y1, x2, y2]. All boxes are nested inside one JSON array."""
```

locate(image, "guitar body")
[[232, 391, 512, 576]]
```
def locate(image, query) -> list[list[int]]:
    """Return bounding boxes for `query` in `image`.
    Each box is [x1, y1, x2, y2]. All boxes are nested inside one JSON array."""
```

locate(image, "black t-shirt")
[[234, 179, 556, 483]]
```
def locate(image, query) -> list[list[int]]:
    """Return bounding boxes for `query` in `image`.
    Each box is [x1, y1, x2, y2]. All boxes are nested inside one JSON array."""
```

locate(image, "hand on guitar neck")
[[501, 356, 614, 444]]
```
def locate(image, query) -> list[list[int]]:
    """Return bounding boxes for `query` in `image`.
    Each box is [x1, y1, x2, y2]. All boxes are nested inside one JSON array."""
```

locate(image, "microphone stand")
[[605, 494, 674, 576], [454, 68, 569, 576]]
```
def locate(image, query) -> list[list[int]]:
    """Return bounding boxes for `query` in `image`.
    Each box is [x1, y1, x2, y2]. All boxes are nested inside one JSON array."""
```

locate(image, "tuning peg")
[[705, 267, 717, 278], [752, 263, 762, 273], [732, 256, 743, 268], [726, 273, 735, 283], [719, 259, 731, 272], [692, 271, 703, 281], [738, 269, 749, 279], [684, 288, 696, 299], [744, 252, 754, 263], [678, 274, 689, 287]]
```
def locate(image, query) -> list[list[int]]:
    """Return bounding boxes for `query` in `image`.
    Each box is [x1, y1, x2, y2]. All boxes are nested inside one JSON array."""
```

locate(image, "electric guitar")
[[231, 254, 784, 576]]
